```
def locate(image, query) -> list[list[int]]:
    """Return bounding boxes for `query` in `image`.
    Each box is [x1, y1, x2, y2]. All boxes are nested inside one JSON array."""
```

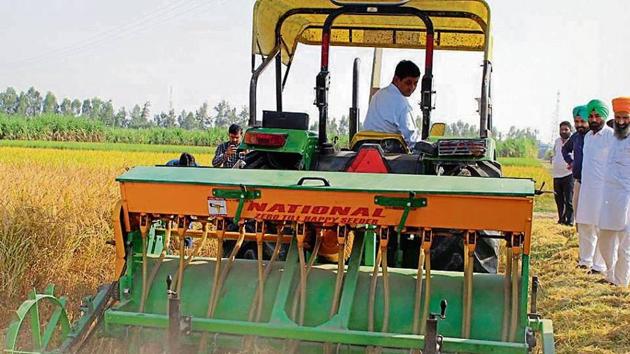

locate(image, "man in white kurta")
[[576, 99, 614, 273], [363, 60, 422, 148], [597, 97, 630, 287]]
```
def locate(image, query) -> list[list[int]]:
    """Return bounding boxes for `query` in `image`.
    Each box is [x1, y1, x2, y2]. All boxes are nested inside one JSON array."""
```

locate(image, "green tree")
[[129, 104, 144, 128], [445, 120, 477, 137], [71, 99, 81, 116], [338, 115, 349, 136], [185, 112, 195, 129], [23, 87, 43, 116], [42, 91, 58, 114], [0, 87, 19, 114], [140, 101, 151, 123], [155, 109, 176, 128], [16, 92, 28, 115], [114, 107, 127, 127], [505, 126, 538, 140], [196, 102, 211, 128], [99, 100, 115, 125], [178, 110, 197, 129], [236, 106, 249, 127], [154, 112, 166, 127], [59, 98, 72, 115], [213, 100, 238, 127], [81, 99, 92, 117], [90, 97, 103, 120], [164, 109, 177, 128]]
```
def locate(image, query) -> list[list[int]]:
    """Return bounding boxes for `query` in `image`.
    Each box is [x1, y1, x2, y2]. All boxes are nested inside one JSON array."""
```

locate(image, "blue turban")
[[572, 105, 588, 122]]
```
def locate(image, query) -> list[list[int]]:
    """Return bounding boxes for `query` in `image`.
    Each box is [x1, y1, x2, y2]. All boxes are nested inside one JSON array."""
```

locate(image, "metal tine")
[[411, 229, 426, 328], [248, 221, 287, 322], [287, 222, 310, 354], [172, 220, 211, 288], [324, 225, 348, 354], [199, 217, 226, 352], [175, 216, 189, 296], [509, 233, 522, 342], [381, 228, 391, 334], [138, 214, 151, 313], [367, 227, 390, 354], [255, 220, 265, 321], [291, 225, 322, 322], [368, 227, 383, 333], [210, 221, 246, 316], [243, 222, 287, 351], [461, 230, 476, 339], [420, 229, 433, 335], [329, 224, 348, 318]]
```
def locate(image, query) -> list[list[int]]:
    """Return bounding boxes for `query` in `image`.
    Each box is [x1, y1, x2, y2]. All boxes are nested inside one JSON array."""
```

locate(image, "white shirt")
[[362, 83, 421, 147], [599, 134, 630, 232], [551, 137, 572, 178], [576, 126, 615, 225]]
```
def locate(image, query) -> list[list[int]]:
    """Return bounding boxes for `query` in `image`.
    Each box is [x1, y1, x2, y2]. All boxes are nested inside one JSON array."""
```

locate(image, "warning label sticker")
[[208, 198, 227, 216]]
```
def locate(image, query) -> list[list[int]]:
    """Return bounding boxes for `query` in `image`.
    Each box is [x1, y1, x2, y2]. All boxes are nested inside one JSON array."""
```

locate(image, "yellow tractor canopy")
[[252, 0, 492, 64]]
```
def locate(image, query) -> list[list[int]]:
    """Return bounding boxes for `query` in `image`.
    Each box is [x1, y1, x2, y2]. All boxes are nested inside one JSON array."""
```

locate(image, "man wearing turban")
[[575, 99, 615, 274], [562, 105, 590, 219], [597, 97, 630, 287]]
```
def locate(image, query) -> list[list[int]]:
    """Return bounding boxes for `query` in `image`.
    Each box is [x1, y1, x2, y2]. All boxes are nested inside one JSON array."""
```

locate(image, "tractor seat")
[[350, 131, 409, 154]]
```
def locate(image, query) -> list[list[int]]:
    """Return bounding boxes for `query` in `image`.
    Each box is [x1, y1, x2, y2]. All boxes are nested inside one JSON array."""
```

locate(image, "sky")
[[0, 0, 628, 142]]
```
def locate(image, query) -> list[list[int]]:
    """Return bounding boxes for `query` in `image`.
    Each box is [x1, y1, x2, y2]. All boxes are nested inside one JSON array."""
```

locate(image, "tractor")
[[242, 0, 503, 274], [5, 1, 556, 353]]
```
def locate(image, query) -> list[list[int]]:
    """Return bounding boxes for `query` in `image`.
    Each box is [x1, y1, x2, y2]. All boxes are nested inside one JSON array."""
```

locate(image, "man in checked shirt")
[[212, 124, 243, 168]]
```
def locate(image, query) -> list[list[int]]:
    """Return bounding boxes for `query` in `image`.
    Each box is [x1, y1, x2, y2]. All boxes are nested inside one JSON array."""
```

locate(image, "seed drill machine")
[[6, 1, 555, 353]]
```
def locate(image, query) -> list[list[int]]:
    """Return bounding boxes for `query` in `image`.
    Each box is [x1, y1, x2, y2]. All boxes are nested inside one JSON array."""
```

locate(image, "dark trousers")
[[553, 174, 575, 224]]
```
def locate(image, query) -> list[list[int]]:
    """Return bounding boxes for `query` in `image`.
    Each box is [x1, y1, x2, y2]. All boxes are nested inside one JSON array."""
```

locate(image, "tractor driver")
[[362, 60, 422, 149]]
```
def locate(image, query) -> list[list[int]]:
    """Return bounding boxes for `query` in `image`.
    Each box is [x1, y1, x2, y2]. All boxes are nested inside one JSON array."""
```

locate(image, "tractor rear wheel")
[[394, 231, 499, 273], [463, 160, 502, 178]]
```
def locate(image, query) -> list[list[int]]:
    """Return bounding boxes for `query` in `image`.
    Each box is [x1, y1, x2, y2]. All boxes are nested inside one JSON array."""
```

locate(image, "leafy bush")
[[496, 137, 538, 158]]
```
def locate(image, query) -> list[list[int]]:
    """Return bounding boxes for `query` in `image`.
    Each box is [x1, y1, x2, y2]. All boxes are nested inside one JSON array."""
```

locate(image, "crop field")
[[0, 139, 214, 154], [0, 145, 627, 353]]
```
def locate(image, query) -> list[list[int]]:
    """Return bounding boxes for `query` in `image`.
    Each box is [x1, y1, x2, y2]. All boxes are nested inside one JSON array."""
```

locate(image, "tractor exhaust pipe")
[[349, 58, 360, 142]]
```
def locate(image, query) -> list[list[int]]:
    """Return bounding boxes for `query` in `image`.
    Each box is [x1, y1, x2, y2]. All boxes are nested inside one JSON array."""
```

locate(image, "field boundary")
[[0, 140, 213, 154]]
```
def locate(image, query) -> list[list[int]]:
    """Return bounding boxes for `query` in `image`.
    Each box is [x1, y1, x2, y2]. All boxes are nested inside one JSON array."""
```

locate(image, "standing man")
[[597, 97, 630, 287], [575, 99, 614, 274], [362, 60, 422, 148], [212, 124, 243, 168], [552, 121, 574, 225], [562, 105, 589, 217]]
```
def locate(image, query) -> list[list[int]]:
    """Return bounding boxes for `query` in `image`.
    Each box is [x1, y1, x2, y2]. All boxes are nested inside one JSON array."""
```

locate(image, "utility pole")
[[169, 85, 173, 112], [549, 90, 560, 144]]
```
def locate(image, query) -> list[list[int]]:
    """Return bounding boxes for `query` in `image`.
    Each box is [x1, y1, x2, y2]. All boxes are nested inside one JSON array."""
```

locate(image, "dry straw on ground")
[[530, 218, 629, 354]]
